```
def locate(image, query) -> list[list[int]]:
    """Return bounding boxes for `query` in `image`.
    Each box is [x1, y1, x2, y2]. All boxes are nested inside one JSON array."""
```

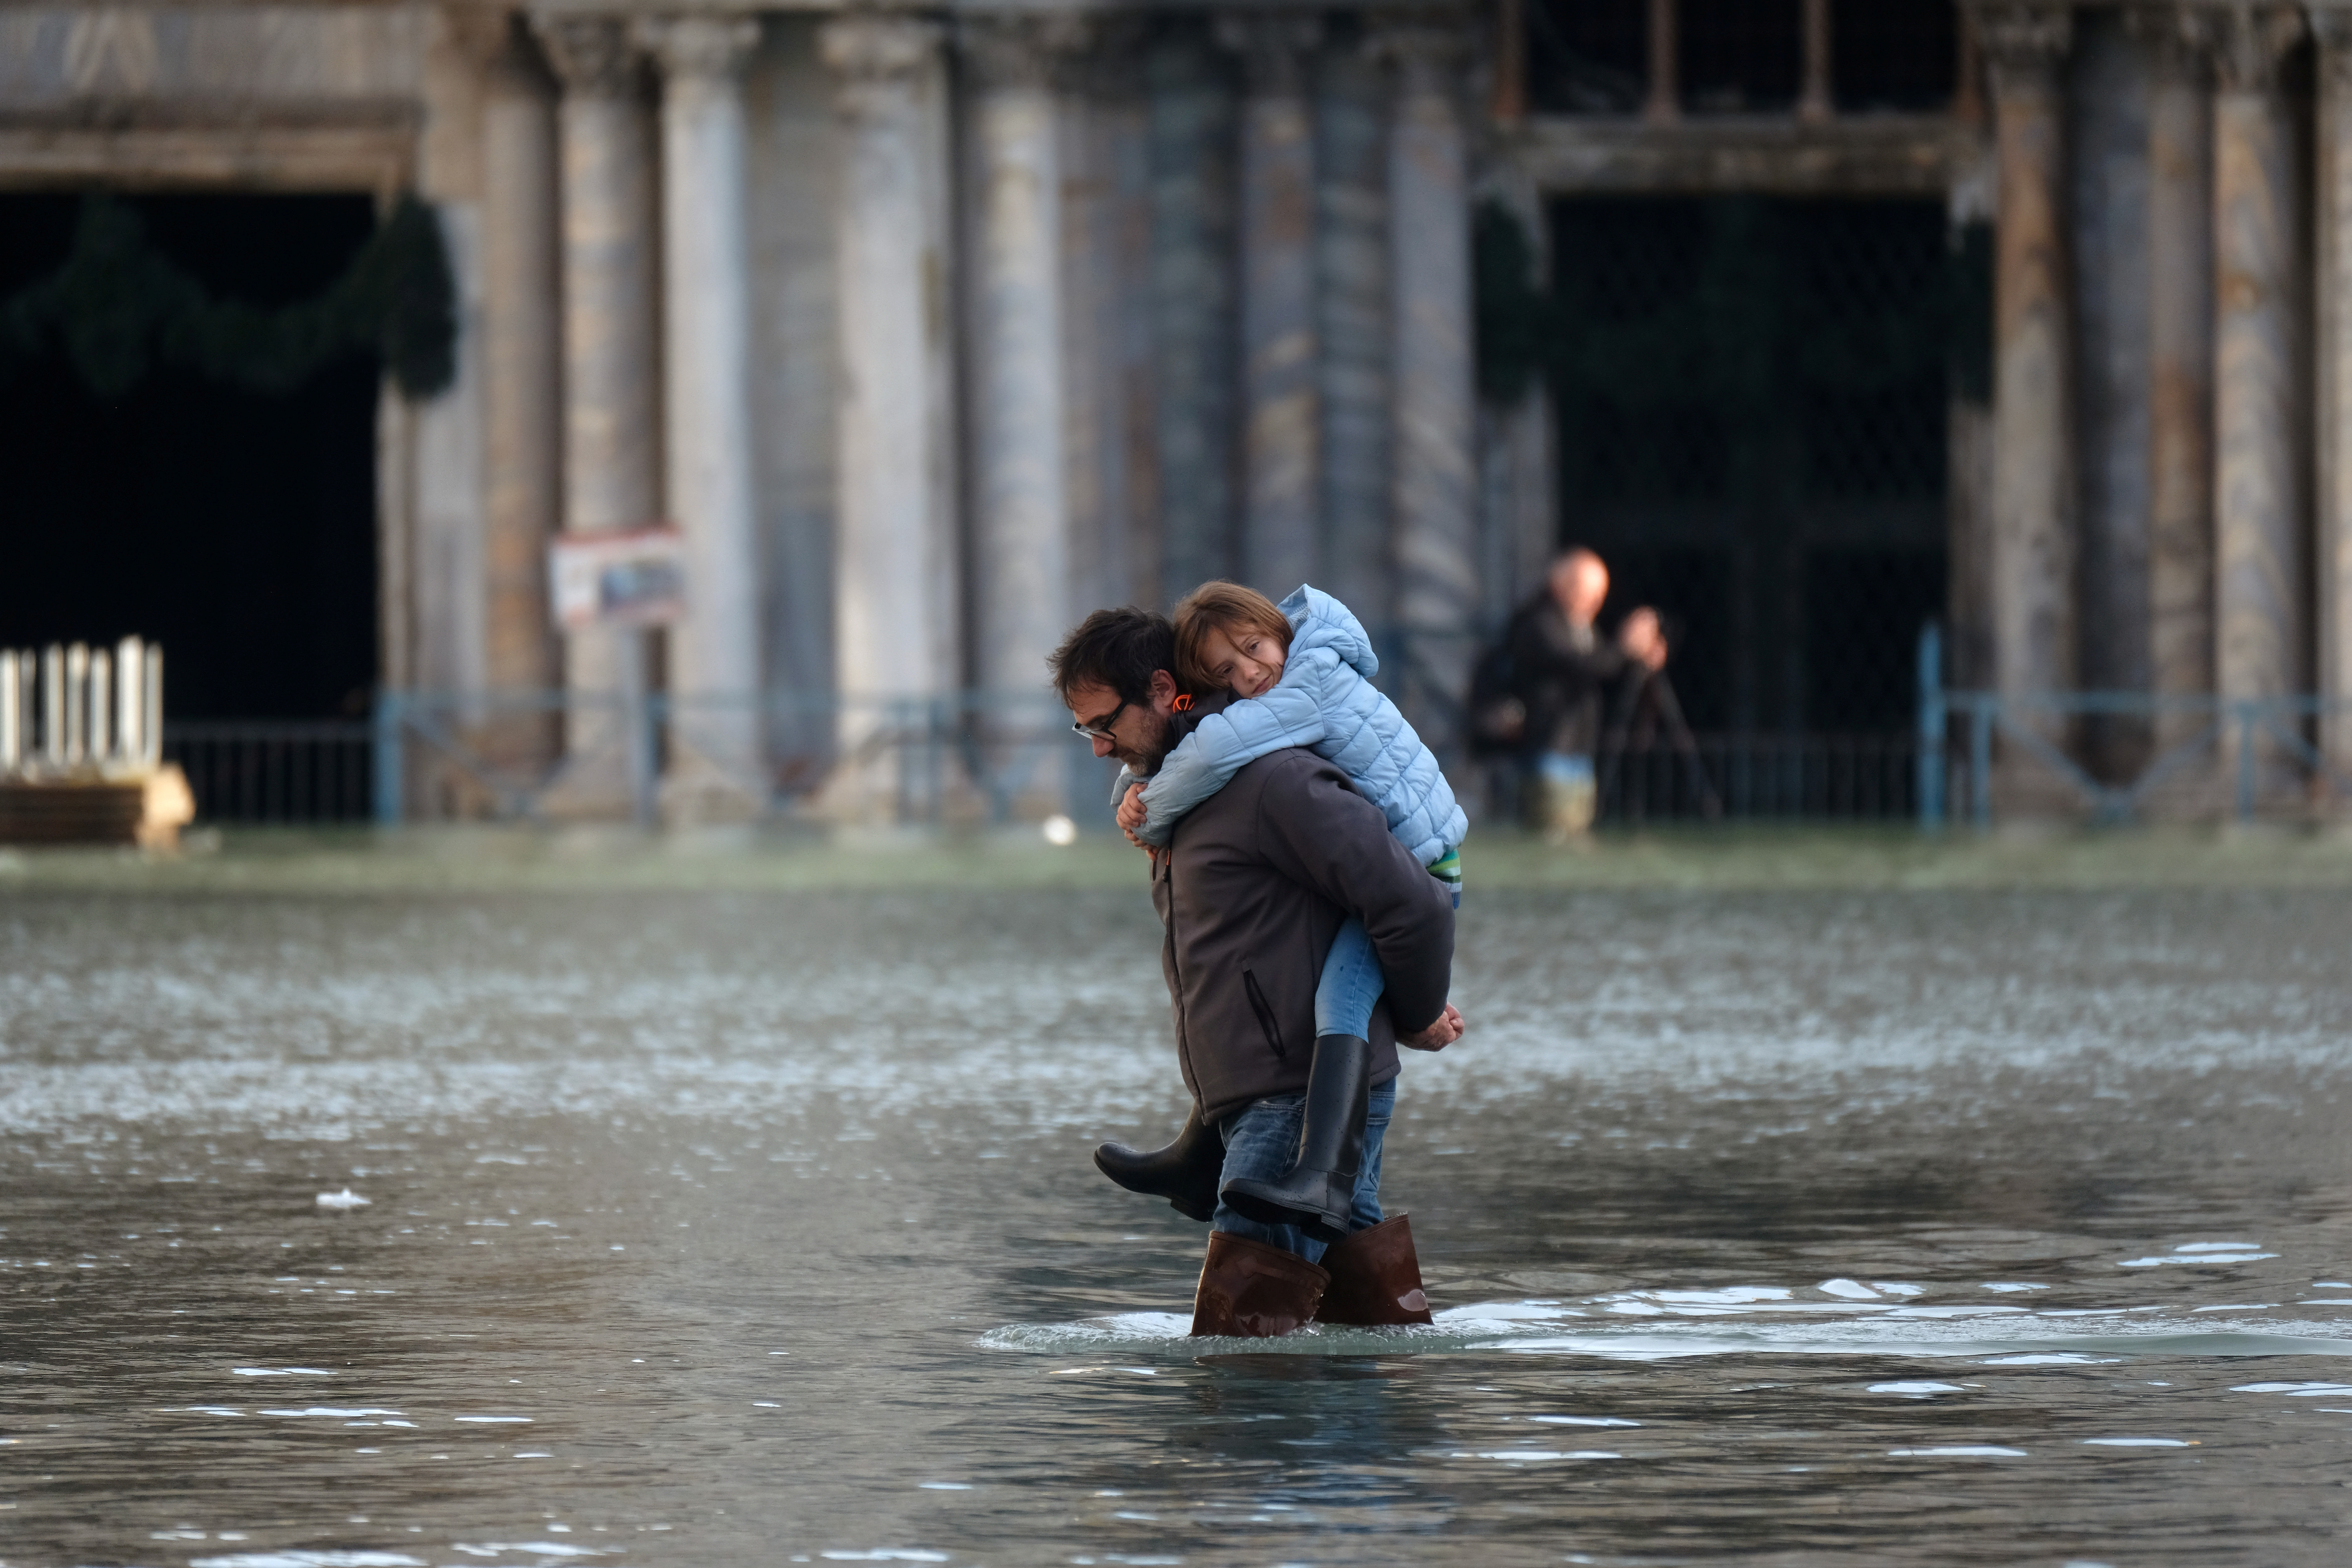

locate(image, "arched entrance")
[[0, 192, 381, 722]]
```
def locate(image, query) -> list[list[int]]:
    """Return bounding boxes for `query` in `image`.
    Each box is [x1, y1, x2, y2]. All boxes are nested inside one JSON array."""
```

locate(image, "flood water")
[[5, 866, 2352, 1565]]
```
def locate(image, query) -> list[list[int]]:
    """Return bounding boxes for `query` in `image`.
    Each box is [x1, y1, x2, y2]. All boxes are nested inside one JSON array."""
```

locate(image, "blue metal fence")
[[1915, 622, 2352, 827]]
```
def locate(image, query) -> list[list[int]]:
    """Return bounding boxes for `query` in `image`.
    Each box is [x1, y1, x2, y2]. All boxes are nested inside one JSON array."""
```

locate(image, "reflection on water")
[[4, 882, 2351, 1565]]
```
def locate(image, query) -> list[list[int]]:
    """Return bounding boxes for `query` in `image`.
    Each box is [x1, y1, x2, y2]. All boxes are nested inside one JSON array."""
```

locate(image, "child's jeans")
[[1313, 845, 1461, 1040], [1211, 1079, 1397, 1262]]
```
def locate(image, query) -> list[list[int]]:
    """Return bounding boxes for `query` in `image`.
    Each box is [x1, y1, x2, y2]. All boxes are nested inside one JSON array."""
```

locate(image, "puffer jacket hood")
[[1276, 583, 1466, 866], [1283, 584, 1379, 682]]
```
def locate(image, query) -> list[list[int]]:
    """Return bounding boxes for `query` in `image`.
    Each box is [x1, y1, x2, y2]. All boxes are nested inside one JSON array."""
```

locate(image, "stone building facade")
[[4, 0, 2349, 819]]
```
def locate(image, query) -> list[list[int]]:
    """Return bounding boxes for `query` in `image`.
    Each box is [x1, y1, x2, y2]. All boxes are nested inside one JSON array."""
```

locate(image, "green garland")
[[1474, 198, 1551, 407], [0, 192, 456, 401]]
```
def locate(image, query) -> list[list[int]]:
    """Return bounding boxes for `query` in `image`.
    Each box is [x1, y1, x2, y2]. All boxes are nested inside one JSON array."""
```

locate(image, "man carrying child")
[[1049, 591, 1463, 1338]]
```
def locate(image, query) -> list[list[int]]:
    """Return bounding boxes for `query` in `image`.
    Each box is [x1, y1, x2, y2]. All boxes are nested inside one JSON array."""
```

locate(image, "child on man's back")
[[1113, 580, 1466, 1241]]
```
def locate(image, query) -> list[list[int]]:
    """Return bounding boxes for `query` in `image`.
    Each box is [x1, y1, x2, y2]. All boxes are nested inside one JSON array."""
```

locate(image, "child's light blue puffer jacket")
[[1134, 584, 1468, 864]]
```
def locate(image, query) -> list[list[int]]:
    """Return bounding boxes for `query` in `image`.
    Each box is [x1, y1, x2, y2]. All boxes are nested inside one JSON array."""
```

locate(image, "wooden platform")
[[0, 768, 192, 848]]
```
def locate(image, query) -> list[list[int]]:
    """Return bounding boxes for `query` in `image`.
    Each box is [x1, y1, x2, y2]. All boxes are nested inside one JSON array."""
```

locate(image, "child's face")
[[1197, 621, 1286, 699]]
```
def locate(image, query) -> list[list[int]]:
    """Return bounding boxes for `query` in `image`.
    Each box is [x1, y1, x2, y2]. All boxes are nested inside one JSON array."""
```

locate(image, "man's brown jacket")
[[1150, 747, 1456, 1127]]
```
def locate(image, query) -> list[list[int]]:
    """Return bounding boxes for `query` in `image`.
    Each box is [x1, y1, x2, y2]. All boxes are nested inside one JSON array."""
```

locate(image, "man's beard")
[[1117, 708, 1174, 774]]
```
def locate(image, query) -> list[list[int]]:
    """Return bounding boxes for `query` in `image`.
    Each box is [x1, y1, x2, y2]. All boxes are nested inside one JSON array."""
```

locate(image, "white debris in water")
[[1979, 1354, 2118, 1365], [1818, 1279, 1880, 1300], [450, 1545, 606, 1559], [2081, 1438, 2194, 1447], [1867, 1382, 1963, 1396], [1527, 1415, 1642, 1427], [232, 1368, 333, 1377], [1981, 1283, 2048, 1292], [315, 1189, 370, 1210], [2118, 1245, 2277, 1267], [452, 1415, 531, 1423], [254, 1408, 402, 1418], [1456, 1449, 1622, 1461], [2230, 1382, 2352, 1396]]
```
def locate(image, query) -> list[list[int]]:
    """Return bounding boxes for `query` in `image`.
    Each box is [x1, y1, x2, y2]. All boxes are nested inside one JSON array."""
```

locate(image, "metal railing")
[[164, 721, 374, 824], [369, 688, 1093, 826], [1914, 622, 2352, 826], [1599, 731, 1920, 822]]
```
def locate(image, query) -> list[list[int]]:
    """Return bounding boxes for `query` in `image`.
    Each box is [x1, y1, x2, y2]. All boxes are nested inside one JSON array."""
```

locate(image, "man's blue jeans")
[[1212, 1079, 1396, 1265]]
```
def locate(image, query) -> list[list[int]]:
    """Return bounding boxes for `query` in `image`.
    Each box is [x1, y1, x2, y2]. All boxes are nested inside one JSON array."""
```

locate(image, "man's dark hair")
[[1048, 606, 1175, 706]]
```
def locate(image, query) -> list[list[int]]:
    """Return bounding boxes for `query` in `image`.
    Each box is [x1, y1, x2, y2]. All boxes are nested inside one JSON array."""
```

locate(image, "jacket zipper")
[[1242, 967, 1287, 1060]]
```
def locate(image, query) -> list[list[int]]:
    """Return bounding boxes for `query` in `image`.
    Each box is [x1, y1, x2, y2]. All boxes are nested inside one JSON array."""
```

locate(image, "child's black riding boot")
[[1094, 1105, 1222, 1221], [1218, 1033, 1370, 1244]]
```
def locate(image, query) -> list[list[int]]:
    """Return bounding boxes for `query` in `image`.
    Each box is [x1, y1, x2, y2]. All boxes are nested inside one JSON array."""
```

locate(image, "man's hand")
[[1619, 606, 1668, 671], [1400, 1003, 1465, 1052], [1116, 782, 1147, 833]]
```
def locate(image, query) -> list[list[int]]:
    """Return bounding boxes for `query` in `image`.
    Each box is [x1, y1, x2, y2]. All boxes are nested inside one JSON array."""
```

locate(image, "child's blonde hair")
[[1172, 581, 1293, 693]]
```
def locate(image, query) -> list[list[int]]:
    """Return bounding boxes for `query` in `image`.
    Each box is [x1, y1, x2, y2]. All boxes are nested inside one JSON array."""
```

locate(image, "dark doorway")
[[0, 193, 380, 720], [1549, 195, 1950, 735]]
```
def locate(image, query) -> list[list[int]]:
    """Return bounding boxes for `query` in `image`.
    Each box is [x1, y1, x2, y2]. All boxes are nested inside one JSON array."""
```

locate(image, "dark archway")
[[0, 192, 380, 720], [1548, 194, 1952, 736]]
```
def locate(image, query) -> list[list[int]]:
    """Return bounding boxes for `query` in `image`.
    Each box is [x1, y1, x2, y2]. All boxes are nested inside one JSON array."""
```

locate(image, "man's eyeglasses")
[[1070, 699, 1131, 742]]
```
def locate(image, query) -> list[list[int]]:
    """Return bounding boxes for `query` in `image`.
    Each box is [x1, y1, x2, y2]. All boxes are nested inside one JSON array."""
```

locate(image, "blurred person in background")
[[1501, 548, 1667, 842]]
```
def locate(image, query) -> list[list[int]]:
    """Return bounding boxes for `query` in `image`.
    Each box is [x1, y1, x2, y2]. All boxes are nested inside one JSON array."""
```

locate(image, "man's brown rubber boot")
[[1313, 1214, 1435, 1326], [1189, 1231, 1329, 1337]]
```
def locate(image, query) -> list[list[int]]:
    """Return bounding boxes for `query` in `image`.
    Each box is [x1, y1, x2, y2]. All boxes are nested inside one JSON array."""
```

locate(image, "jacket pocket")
[[1242, 967, 1287, 1060]]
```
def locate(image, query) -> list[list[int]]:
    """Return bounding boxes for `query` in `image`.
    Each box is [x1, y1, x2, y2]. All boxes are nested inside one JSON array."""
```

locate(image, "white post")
[[41, 646, 63, 766], [1, 651, 18, 773], [63, 644, 86, 767], [144, 645, 163, 769], [116, 636, 143, 767], [89, 648, 111, 767]]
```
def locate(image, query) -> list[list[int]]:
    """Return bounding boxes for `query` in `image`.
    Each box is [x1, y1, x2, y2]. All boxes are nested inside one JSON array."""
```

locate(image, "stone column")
[[963, 14, 1084, 815], [1060, 22, 1154, 618], [479, 19, 563, 760], [2134, 5, 2215, 755], [1146, 25, 1240, 603], [642, 13, 765, 823], [1218, 13, 1323, 596], [2208, 4, 2307, 792], [820, 14, 955, 819], [2316, 8, 2352, 781], [1315, 39, 1392, 630], [1973, 6, 2078, 740], [1375, 18, 1476, 754], [533, 13, 660, 815]]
